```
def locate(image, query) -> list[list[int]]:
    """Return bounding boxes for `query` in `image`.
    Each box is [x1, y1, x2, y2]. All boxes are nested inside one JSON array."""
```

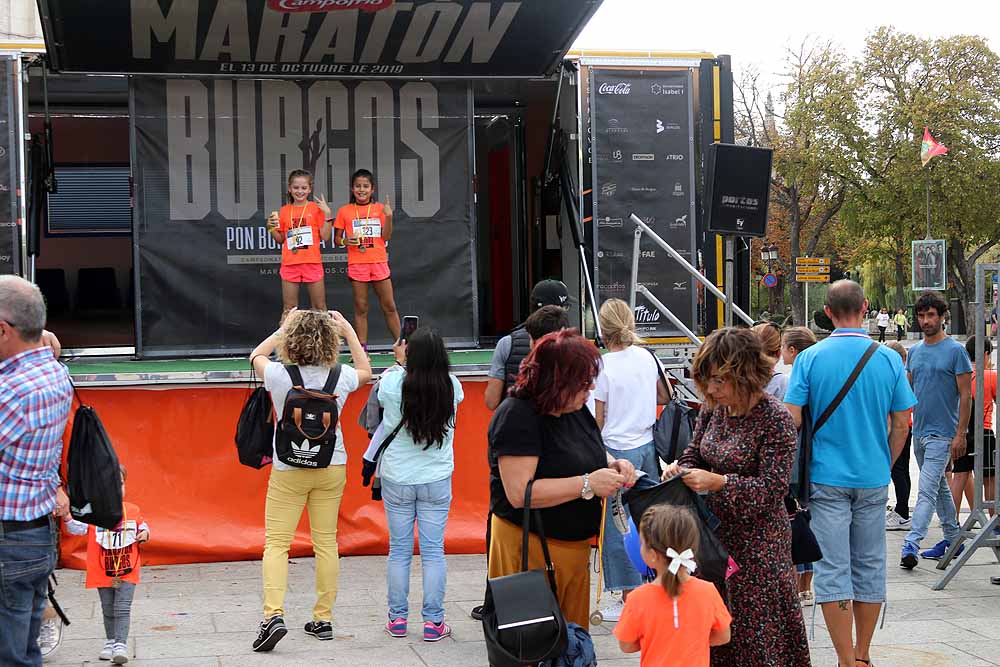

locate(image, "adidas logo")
[[290, 440, 322, 459], [305, 413, 318, 421]]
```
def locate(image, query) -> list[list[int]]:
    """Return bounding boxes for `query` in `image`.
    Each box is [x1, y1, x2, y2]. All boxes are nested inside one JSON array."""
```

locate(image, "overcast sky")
[[573, 0, 1000, 77]]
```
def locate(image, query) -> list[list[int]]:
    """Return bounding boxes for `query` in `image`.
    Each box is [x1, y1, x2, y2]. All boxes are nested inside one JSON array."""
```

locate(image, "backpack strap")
[[669, 401, 684, 462], [322, 365, 343, 395], [645, 347, 671, 394], [284, 365, 305, 388], [813, 342, 879, 434]]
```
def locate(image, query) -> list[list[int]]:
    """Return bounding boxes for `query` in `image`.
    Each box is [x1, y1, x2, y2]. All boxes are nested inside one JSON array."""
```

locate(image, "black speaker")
[[705, 143, 772, 237]]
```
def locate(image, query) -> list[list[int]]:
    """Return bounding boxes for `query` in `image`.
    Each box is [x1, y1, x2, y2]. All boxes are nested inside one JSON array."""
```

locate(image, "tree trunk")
[[790, 281, 805, 327], [894, 251, 907, 310]]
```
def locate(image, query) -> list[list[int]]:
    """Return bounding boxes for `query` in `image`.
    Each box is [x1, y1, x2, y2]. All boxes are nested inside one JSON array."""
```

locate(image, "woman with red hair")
[[487, 329, 638, 629]]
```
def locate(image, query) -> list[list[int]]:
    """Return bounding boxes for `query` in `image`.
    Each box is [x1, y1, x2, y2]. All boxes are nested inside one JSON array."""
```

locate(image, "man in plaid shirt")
[[0, 275, 73, 666]]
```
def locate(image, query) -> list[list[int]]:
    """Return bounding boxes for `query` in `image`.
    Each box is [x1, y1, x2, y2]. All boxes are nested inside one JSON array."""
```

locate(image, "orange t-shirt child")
[[65, 502, 148, 588], [277, 202, 328, 282], [334, 202, 390, 277], [614, 578, 732, 667]]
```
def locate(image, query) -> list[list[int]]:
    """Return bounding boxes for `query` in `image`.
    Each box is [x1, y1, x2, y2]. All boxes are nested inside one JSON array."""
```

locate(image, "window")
[[47, 165, 130, 235]]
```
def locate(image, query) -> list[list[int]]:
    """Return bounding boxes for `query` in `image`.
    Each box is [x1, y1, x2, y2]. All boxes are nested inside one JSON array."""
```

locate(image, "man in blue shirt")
[[785, 280, 915, 667], [902, 291, 972, 568]]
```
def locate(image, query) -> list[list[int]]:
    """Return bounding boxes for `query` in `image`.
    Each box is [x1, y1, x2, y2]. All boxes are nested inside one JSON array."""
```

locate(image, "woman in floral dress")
[[662, 327, 810, 666]]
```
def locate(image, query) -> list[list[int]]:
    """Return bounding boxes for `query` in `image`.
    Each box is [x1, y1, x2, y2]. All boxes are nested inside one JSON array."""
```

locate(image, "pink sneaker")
[[423, 621, 452, 642], [385, 617, 407, 638]]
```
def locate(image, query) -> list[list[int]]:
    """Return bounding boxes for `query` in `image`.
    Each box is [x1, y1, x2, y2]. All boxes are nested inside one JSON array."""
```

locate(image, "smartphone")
[[401, 316, 419, 342]]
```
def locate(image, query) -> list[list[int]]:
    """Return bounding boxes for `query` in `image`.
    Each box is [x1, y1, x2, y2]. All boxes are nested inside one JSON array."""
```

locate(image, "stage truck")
[[0, 0, 742, 566]]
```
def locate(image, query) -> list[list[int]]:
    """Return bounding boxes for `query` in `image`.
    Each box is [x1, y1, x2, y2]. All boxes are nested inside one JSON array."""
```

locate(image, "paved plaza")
[[43, 518, 1000, 667]]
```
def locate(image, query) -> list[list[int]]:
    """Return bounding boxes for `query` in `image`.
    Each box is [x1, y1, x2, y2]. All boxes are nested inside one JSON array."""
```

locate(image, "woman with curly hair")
[[487, 329, 638, 629], [248, 309, 371, 652], [662, 328, 809, 666]]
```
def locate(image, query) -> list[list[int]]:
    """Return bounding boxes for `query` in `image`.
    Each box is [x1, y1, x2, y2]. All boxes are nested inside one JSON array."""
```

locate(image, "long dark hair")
[[349, 168, 377, 204], [401, 327, 455, 448]]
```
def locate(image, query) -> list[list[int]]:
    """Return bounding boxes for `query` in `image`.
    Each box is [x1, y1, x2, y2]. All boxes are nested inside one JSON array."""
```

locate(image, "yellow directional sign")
[[795, 257, 830, 266], [795, 265, 831, 274], [796, 274, 831, 283]]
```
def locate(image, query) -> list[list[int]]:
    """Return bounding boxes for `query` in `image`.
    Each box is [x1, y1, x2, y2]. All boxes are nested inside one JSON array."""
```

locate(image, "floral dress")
[[678, 393, 811, 667]]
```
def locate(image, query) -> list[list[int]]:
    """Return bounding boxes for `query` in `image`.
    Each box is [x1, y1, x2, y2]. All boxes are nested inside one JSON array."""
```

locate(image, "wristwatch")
[[581, 473, 595, 500]]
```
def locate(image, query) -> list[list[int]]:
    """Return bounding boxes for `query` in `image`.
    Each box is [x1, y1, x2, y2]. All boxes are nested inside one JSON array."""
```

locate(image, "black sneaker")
[[252, 616, 287, 652], [470, 605, 484, 621], [304, 620, 333, 641]]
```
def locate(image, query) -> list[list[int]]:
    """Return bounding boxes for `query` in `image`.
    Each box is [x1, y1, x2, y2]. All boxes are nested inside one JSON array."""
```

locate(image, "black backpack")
[[647, 350, 700, 464], [275, 365, 342, 469], [235, 383, 275, 469], [67, 391, 124, 530]]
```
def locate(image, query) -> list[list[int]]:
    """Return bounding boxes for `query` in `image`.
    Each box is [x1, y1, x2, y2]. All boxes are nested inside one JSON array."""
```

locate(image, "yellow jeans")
[[263, 465, 346, 622]]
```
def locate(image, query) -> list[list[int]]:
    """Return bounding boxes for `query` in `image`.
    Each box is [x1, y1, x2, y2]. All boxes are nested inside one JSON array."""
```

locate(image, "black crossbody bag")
[[791, 341, 879, 565]]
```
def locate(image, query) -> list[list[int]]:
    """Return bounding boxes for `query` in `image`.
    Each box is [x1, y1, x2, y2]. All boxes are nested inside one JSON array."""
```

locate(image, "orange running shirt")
[[333, 202, 389, 265], [278, 203, 328, 266], [83, 502, 146, 589], [972, 369, 998, 428], [613, 579, 731, 667]]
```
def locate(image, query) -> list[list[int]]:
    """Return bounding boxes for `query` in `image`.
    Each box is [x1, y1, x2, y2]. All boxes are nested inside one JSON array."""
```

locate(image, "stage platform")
[[64, 346, 696, 387]]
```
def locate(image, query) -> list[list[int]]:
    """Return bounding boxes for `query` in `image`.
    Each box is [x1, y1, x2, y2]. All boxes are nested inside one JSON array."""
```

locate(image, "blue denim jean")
[[809, 483, 888, 604], [0, 518, 58, 667], [602, 442, 660, 591], [381, 477, 451, 623], [905, 434, 961, 548]]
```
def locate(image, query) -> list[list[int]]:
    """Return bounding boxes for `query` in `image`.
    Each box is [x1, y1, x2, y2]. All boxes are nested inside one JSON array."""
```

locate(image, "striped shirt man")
[[0, 347, 73, 521]]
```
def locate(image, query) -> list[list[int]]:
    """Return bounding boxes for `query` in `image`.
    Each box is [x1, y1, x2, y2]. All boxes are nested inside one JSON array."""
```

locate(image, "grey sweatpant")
[[97, 582, 136, 643]]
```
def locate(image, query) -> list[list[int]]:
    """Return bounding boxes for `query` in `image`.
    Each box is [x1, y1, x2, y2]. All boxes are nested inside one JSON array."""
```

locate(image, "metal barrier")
[[627, 213, 753, 345]]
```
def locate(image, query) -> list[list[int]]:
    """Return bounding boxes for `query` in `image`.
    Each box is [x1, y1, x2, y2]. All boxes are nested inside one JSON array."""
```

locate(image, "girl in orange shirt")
[[333, 169, 401, 348], [64, 466, 149, 664], [615, 505, 731, 667], [267, 169, 333, 320]]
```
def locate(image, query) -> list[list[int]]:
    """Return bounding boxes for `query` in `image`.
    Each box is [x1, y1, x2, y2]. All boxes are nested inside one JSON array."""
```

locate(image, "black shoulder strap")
[[813, 342, 879, 434], [371, 420, 406, 464], [521, 480, 557, 592], [321, 365, 343, 395], [284, 365, 304, 388], [669, 401, 684, 461], [645, 347, 670, 393]]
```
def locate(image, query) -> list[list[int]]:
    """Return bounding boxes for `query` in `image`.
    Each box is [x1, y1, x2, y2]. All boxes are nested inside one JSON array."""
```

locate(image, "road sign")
[[762, 273, 778, 288], [794, 265, 831, 274], [796, 274, 831, 283], [795, 257, 830, 266]]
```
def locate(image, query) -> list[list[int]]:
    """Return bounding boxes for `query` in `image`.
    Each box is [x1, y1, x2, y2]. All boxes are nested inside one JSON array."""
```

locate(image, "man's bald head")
[[0, 275, 46, 343], [825, 280, 867, 320]]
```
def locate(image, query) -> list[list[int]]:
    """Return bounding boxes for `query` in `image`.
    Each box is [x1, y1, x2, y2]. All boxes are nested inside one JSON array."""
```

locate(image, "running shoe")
[[304, 620, 333, 641], [423, 621, 452, 642], [885, 510, 911, 531], [385, 616, 407, 638], [38, 616, 63, 662], [900, 542, 919, 569], [111, 643, 128, 664], [98, 640, 114, 661], [252, 615, 287, 652], [598, 598, 625, 622], [920, 539, 964, 560]]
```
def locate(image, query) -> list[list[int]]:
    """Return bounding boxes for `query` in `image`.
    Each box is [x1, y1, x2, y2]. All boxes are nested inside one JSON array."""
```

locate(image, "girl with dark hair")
[[266, 169, 333, 319], [376, 327, 464, 641], [487, 329, 639, 629], [333, 169, 401, 348]]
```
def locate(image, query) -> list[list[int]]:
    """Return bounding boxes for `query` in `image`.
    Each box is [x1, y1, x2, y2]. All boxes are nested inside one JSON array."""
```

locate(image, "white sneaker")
[[99, 640, 114, 661], [598, 598, 625, 622], [112, 642, 129, 664], [799, 591, 815, 607], [886, 510, 912, 531], [38, 616, 63, 661]]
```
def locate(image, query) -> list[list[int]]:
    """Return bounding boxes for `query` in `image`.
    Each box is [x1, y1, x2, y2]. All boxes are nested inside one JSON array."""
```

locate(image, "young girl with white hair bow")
[[614, 505, 732, 666]]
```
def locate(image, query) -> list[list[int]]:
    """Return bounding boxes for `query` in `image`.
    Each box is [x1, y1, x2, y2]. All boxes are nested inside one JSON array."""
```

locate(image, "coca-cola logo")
[[598, 82, 631, 95], [267, 0, 393, 12]]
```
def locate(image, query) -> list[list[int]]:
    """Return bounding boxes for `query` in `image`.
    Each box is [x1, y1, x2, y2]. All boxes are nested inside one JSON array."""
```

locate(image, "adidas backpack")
[[275, 365, 342, 469], [67, 400, 124, 530]]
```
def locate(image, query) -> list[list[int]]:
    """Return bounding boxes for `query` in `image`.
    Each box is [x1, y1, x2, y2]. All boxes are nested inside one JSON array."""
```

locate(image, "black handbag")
[[625, 476, 732, 586], [790, 504, 823, 565], [481, 481, 568, 667]]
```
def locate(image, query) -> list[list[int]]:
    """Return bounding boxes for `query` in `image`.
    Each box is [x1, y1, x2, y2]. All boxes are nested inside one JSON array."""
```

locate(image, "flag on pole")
[[921, 127, 948, 167]]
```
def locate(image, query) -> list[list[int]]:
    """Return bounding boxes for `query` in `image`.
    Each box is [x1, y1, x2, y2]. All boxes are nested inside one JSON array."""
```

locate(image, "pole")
[[925, 169, 932, 239], [804, 280, 809, 328], [724, 237, 735, 327]]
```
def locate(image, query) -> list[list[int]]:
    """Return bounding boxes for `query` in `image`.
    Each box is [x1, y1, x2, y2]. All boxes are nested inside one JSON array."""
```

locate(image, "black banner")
[[133, 78, 474, 355], [590, 68, 697, 336], [40, 0, 599, 78], [0, 57, 17, 276]]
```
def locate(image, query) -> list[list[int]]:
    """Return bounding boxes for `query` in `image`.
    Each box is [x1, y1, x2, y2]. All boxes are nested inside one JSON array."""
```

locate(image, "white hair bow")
[[666, 548, 697, 575]]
